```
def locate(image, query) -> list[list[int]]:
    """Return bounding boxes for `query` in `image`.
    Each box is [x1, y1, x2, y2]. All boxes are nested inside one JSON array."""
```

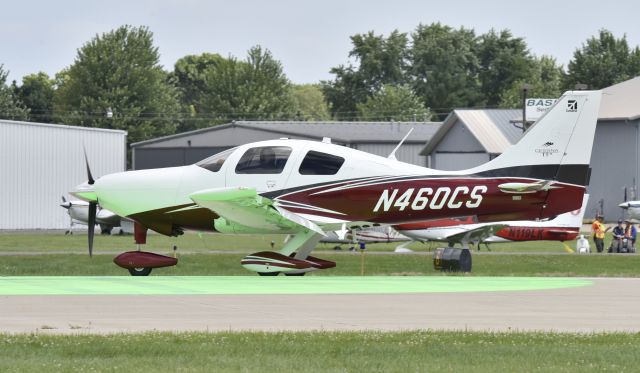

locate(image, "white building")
[[0, 120, 126, 229]]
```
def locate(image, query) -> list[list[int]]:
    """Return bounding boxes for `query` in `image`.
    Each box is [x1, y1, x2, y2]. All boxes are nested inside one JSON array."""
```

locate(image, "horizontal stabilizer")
[[498, 181, 559, 194]]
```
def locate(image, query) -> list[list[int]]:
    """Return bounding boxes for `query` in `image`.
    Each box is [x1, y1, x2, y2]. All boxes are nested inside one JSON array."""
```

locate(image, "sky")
[[2, 0, 639, 85]]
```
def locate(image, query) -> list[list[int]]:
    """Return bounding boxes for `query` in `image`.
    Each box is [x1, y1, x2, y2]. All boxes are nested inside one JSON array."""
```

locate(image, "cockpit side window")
[[235, 146, 292, 174], [299, 150, 345, 175], [196, 147, 237, 172]]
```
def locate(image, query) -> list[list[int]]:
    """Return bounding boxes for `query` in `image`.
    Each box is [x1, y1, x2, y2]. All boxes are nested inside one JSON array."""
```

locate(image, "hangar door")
[[433, 152, 489, 171]]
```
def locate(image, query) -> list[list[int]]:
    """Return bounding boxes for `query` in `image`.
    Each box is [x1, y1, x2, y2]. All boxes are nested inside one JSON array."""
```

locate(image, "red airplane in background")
[[395, 195, 589, 249]]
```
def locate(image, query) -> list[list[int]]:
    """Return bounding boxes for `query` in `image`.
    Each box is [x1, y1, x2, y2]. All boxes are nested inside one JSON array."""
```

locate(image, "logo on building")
[[567, 100, 578, 112]]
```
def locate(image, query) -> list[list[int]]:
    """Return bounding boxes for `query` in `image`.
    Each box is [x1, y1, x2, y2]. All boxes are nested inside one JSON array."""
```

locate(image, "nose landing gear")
[[114, 222, 178, 276]]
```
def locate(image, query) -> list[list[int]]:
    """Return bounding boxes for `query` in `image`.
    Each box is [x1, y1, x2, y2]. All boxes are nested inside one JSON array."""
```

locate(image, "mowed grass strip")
[[1, 252, 639, 276], [0, 231, 606, 254], [0, 331, 638, 372]]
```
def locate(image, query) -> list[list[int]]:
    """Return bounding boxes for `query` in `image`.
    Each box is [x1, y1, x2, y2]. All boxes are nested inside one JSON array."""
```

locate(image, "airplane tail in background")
[[469, 90, 602, 186], [551, 194, 589, 227]]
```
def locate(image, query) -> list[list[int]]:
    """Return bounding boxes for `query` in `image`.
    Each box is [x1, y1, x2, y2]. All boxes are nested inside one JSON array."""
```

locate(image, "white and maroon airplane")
[[71, 90, 601, 275], [395, 194, 589, 249]]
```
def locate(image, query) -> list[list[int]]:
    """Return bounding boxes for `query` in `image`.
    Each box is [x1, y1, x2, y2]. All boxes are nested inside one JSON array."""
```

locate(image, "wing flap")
[[189, 187, 325, 235]]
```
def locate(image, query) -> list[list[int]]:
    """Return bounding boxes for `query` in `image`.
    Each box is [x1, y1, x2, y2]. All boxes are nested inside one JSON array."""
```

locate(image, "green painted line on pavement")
[[0, 276, 592, 295]]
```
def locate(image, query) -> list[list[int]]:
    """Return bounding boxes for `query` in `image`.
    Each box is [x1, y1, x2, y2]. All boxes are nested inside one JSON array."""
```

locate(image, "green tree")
[[356, 84, 430, 121], [323, 30, 408, 119], [476, 29, 534, 106], [199, 46, 295, 121], [0, 65, 29, 120], [565, 29, 640, 89], [499, 55, 565, 108], [408, 23, 482, 119], [54, 25, 181, 144], [291, 84, 331, 120], [172, 53, 224, 109], [14, 72, 55, 122], [170, 53, 225, 131]]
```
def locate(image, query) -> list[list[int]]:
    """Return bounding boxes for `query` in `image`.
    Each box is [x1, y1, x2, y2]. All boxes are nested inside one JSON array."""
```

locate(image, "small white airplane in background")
[[395, 194, 589, 249], [70, 90, 601, 276], [321, 225, 410, 250], [618, 201, 640, 222], [60, 196, 132, 235]]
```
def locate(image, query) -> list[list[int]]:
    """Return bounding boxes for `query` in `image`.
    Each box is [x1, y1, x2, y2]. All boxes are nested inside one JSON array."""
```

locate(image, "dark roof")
[[131, 120, 442, 147]]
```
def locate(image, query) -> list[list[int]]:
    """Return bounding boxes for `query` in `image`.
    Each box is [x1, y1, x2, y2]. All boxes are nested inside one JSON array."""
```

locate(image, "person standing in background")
[[591, 215, 606, 253]]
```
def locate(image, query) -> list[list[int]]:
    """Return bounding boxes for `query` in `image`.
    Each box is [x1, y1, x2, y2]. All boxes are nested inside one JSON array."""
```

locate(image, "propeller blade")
[[88, 202, 97, 257], [60, 195, 71, 209], [83, 147, 95, 185]]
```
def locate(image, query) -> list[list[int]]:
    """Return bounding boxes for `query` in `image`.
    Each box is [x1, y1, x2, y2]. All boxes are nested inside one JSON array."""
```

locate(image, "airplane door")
[[225, 145, 296, 193]]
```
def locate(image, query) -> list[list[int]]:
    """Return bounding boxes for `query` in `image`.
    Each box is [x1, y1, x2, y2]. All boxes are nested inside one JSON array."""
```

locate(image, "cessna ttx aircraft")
[[72, 90, 601, 275], [395, 194, 589, 248]]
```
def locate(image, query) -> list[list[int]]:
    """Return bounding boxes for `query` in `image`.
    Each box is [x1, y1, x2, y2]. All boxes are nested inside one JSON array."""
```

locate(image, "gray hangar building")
[[421, 77, 640, 220], [131, 121, 441, 170], [0, 120, 126, 229]]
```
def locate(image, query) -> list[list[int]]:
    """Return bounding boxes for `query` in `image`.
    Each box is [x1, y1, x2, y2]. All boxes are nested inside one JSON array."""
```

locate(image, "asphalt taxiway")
[[1, 276, 639, 334]]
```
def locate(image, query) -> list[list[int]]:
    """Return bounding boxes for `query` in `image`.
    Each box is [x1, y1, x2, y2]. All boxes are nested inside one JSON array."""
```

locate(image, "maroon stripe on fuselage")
[[277, 177, 585, 225]]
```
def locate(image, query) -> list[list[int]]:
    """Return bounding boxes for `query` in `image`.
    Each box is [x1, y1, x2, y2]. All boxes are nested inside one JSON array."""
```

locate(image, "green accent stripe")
[[0, 276, 592, 295]]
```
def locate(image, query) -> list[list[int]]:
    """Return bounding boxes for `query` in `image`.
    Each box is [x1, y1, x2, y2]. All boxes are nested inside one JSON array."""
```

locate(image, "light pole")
[[521, 84, 532, 132]]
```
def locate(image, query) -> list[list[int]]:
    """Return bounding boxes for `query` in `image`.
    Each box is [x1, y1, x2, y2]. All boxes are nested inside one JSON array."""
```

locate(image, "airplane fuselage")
[[85, 140, 585, 236]]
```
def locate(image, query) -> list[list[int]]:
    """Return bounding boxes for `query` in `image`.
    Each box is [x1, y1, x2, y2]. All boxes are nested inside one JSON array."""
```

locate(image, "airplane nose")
[[70, 181, 98, 203], [619, 202, 630, 209]]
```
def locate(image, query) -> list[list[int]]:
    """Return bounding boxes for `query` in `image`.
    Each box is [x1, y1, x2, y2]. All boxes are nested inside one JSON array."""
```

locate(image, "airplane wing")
[[189, 187, 325, 235], [445, 224, 509, 244]]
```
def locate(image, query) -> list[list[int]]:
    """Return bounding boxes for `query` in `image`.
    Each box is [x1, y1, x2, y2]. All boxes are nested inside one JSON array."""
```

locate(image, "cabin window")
[[299, 150, 345, 175], [196, 147, 236, 172], [235, 146, 292, 174]]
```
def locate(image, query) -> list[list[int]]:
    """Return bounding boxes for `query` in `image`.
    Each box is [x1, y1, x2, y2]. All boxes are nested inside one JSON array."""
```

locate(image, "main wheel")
[[128, 267, 152, 276], [258, 272, 280, 276], [284, 272, 306, 276]]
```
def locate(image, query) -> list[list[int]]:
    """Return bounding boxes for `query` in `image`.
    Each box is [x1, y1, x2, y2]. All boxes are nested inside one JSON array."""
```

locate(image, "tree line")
[[1, 24, 639, 145]]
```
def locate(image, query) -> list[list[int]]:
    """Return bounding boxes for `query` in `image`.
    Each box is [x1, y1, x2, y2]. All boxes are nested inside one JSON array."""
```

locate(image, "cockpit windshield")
[[235, 146, 292, 174], [196, 147, 237, 172]]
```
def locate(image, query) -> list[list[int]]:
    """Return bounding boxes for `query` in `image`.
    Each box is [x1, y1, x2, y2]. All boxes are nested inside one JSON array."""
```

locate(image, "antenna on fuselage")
[[388, 128, 414, 161]]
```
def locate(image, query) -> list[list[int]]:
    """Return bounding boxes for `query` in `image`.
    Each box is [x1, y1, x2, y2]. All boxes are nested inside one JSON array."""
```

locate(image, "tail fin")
[[551, 194, 589, 227], [471, 90, 602, 186]]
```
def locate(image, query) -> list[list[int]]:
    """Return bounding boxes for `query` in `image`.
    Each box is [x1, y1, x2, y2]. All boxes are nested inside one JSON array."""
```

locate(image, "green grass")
[[0, 230, 595, 254], [0, 231, 282, 254], [1, 252, 639, 277], [0, 330, 638, 372], [0, 231, 636, 277]]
